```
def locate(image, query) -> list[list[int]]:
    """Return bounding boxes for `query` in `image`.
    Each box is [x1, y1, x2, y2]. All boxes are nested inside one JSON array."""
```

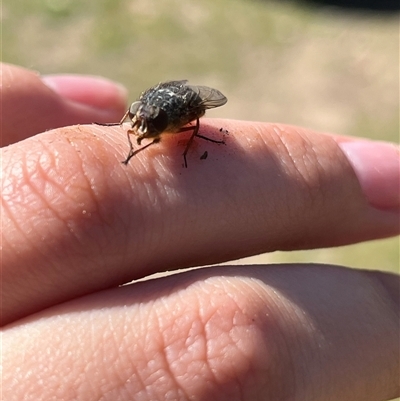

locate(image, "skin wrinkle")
[[79, 134, 137, 259], [2, 151, 71, 271], [158, 290, 229, 398], [19, 145, 100, 267], [120, 139, 200, 257], [132, 303, 178, 398], [307, 139, 342, 205], [272, 129, 356, 248], [91, 125, 135, 163], [279, 128, 315, 185], [193, 125, 275, 249], [7, 136, 78, 217], [1, 192, 30, 254], [123, 340, 148, 399], [285, 309, 315, 400], [270, 280, 318, 399], [59, 136, 107, 219], [192, 282, 258, 398], [286, 133, 325, 219], [86, 317, 124, 399], [48, 132, 136, 269], [121, 139, 173, 207], [258, 129, 308, 237], [270, 126, 300, 175], [237, 278, 295, 400], [28, 154, 77, 246], [3, 132, 132, 310], [159, 300, 198, 400], [101, 343, 131, 399], [123, 177, 167, 262], [265, 126, 314, 213], [56, 130, 119, 214]]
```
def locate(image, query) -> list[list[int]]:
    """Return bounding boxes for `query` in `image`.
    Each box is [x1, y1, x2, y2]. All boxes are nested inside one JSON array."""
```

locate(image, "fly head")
[[129, 102, 169, 144]]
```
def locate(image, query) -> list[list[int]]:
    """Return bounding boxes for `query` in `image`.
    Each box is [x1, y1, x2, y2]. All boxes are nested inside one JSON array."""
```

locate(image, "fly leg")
[[122, 133, 161, 165], [180, 119, 225, 168], [195, 133, 225, 145], [182, 119, 200, 168], [95, 109, 130, 126]]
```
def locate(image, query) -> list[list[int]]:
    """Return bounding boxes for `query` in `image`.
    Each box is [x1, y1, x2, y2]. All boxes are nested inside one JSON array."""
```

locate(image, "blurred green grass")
[[2, 0, 399, 276]]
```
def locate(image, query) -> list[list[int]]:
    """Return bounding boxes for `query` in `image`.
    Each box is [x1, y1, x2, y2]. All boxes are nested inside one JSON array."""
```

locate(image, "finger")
[[0, 63, 127, 145], [3, 265, 399, 401], [1, 120, 399, 324]]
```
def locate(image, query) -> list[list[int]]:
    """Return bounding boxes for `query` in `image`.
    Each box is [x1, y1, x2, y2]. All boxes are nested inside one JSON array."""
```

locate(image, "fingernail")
[[42, 75, 127, 111], [339, 140, 400, 210]]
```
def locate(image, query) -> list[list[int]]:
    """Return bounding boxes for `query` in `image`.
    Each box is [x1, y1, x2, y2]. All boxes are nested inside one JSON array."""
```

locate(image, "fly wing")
[[157, 80, 188, 89], [187, 85, 228, 109]]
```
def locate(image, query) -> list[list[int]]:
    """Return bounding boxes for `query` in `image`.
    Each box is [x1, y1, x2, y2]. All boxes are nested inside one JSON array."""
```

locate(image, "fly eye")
[[150, 108, 168, 133], [128, 101, 141, 119]]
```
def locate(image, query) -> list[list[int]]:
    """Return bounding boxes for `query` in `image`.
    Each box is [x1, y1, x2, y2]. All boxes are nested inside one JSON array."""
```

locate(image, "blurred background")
[[2, 1, 399, 278]]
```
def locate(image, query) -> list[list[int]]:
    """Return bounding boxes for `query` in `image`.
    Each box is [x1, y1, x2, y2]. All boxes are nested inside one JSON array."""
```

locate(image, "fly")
[[101, 80, 227, 167]]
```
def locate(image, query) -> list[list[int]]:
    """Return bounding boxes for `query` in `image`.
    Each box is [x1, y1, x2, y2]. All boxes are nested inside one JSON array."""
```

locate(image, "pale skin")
[[1, 63, 399, 401]]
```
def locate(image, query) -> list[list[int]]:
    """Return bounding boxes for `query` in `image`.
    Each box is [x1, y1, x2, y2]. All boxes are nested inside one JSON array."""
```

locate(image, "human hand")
[[2, 63, 399, 401]]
